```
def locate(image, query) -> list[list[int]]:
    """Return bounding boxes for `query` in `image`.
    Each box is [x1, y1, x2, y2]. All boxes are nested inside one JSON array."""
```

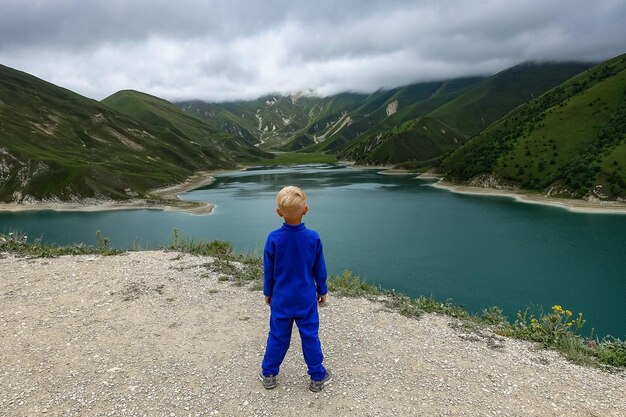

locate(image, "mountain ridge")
[[178, 61, 593, 169], [2, 54, 623, 204], [439, 53, 626, 201], [0, 66, 268, 203]]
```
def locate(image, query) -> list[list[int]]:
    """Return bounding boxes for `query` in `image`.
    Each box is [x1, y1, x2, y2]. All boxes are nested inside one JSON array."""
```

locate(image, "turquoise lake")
[[1, 164, 625, 338]]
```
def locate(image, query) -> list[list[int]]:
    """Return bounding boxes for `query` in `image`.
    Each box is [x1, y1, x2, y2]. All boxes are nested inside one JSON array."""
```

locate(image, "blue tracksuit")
[[261, 222, 328, 380]]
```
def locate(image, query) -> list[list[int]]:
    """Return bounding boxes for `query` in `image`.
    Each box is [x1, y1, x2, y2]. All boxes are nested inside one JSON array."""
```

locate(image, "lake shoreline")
[[423, 175, 626, 215], [2, 251, 624, 416], [350, 166, 626, 214], [0, 171, 221, 215], [3, 164, 626, 215]]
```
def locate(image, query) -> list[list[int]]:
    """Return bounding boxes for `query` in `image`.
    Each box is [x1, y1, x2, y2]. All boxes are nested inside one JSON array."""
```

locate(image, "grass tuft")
[[0, 230, 120, 257], [169, 229, 263, 288], [328, 270, 625, 370], [169, 228, 233, 258], [4, 231, 624, 371], [327, 270, 383, 297]]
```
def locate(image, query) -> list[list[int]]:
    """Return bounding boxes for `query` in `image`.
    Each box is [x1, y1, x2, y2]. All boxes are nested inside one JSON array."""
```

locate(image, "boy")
[[259, 186, 332, 393]]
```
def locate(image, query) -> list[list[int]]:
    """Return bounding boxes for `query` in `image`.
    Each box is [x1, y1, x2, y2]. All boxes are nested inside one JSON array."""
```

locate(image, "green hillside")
[[332, 64, 593, 167], [441, 53, 626, 200], [102, 90, 269, 162], [385, 77, 486, 126], [430, 62, 594, 136], [340, 117, 466, 166], [0, 65, 267, 202], [178, 92, 362, 150], [181, 62, 593, 168], [285, 81, 472, 153], [179, 100, 260, 146], [177, 81, 482, 154]]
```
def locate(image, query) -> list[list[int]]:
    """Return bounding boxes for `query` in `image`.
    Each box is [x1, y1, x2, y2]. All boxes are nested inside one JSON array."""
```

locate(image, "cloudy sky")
[[1, 0, 625, 102]]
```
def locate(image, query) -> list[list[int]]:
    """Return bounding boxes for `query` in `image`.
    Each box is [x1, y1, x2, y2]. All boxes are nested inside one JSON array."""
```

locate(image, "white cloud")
[[0, 0, 624, 102]]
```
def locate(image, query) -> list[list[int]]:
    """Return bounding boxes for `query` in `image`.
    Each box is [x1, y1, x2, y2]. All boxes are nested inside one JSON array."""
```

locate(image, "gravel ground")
[[0, 251, 624, 417]]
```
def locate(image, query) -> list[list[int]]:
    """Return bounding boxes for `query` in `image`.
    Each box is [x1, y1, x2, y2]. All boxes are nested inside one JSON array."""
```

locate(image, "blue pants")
[[261, 306, 326, 380]]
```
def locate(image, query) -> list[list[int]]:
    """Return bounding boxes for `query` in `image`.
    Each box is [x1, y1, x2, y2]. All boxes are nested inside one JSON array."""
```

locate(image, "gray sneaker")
[[259, 372, 277, 389], [309, 369, 332, 393]]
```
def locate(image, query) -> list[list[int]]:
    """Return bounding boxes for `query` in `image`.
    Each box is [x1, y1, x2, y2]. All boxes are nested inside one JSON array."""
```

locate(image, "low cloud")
[[1, 0, 624, 102]]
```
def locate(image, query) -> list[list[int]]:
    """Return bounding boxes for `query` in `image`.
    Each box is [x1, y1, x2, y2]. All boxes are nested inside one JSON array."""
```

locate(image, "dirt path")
[[0, 251, 624, 416]]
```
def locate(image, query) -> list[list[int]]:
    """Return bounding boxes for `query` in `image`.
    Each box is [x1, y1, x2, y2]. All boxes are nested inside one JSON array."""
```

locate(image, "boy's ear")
[[276, 208, 283, 218], [303, 206, 309, 216]]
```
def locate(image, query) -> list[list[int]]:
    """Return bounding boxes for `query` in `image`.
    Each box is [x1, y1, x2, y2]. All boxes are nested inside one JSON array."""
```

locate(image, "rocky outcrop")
[[313, 113, 352, 144], [468, 174, 518, 190], [544, 182, 573, 198], [544, 183, 611, 201], [386, 100, 399, 116]]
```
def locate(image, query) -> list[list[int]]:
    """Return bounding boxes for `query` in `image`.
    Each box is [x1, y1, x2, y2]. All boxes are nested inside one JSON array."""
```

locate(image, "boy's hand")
[[318, 294, 327, 306], [265, 296, 271, 306]]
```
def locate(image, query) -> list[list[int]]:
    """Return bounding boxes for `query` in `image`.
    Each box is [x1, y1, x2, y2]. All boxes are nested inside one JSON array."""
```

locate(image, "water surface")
[[1, 164, 624, 338]]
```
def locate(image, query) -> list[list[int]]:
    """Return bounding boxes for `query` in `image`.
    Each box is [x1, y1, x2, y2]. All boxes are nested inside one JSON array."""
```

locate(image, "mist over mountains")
[[1, 53, 625, 202], [176, 61, 593, 165]]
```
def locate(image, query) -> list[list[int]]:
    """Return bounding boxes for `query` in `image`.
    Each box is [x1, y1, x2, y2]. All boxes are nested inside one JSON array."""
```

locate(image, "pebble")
[[0, 251, 624, 417]]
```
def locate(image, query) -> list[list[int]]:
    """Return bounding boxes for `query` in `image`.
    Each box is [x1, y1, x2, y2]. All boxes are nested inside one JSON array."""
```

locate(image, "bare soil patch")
[[1, 252, 624, 416]]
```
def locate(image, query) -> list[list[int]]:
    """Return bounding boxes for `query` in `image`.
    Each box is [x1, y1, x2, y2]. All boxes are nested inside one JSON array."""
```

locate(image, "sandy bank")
[[376, 168, 416, 176], [0, 251, 624, 416], [346, 164, 418, 176], [421, 175, 626, 215], [0, 171, 219, 215]]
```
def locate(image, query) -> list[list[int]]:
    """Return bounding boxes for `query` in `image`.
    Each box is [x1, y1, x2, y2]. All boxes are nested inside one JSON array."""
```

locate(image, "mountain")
[[178, 91, 368, 150], [339, 117, 467, 166], [429, 62, 593, 137], [181, 62, 593, 167], [101, 90, 269, 162], [440, 53, 626, 200], [178, 79, 485, 156], [0, 65, 268, 203], [286, 80, 477, 153], [336, 63, 593, 166], [2, 57, 610, 203]]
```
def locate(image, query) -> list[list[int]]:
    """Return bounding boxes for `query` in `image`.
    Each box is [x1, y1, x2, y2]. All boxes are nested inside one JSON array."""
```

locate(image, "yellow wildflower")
[[565, 310, 572, 317]]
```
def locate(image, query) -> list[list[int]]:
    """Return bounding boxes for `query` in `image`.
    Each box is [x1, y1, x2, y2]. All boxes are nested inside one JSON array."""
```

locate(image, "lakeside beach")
[[3, 164, 626, 216], [0, 171, 219, 215], [423, 176, 626, 215]]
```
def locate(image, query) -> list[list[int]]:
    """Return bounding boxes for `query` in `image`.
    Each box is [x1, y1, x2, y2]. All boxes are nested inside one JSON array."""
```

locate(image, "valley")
[[1, 53, 625, 205]]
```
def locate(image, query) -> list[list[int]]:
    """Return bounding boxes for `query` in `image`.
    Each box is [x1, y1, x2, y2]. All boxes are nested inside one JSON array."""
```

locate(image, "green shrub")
[[169, 228, 233, 258], [0, 231, 119, 257], [327, 270, 383, 297], [329, 273, 625, 370], [593, 337, 626, 368], [481, 306, 509, 325], [510, 305, 585, 344]]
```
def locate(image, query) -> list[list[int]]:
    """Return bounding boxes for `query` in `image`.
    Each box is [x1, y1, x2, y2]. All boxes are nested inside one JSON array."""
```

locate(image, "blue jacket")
[[263, 223, 328, 317]]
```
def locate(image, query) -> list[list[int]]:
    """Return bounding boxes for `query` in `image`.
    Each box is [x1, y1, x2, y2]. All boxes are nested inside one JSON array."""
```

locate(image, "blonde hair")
[[276, 186, 307, 217]]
